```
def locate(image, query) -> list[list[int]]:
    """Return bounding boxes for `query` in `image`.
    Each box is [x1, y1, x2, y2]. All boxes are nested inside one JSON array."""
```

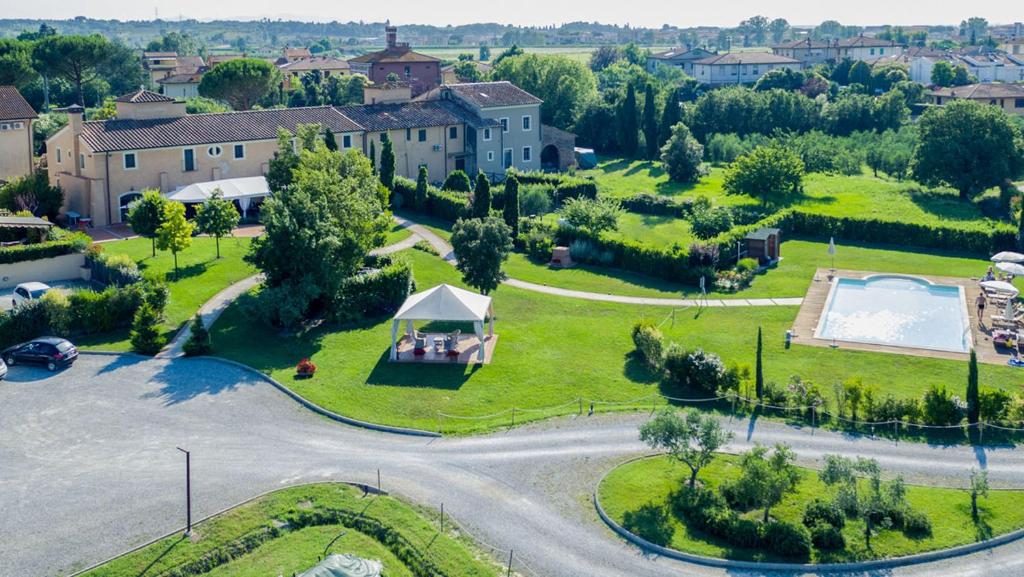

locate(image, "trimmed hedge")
[[332, 254, 416, 323], [426, 187, 471, 222], [621, 194, 693, 218], [555, 226, 702, 283], [0, 232, 90, 264], [509, 170, 598, 203]]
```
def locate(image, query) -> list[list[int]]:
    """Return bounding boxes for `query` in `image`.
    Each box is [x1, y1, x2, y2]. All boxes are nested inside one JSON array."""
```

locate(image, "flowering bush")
[[296, 358, 317, 376], [713, 267, 756, 293]]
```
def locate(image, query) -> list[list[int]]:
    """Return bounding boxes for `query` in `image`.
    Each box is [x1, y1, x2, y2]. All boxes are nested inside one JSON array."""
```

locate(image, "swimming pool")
[[814, 275, 971, 353]]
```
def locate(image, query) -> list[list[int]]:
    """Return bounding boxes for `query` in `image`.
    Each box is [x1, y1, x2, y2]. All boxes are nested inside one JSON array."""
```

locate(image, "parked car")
[[12, 282, 52, 308], [0, 358, 6, 381], [2, 337, 78, 372]]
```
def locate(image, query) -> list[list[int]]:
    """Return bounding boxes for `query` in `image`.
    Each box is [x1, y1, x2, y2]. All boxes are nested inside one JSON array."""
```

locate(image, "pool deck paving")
[[791, 268, 1013, 366]]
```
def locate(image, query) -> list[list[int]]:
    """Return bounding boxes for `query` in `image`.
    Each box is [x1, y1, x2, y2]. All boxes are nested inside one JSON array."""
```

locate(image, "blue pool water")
[[815, 276, 970, 353]]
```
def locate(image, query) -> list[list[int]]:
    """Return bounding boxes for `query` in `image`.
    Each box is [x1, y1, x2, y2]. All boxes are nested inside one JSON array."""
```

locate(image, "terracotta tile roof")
[[142, 51, 177, 59], [284, 47, 312, 59], [444, 81, 542, 108], [336, 100, 487, 132], [208, 54, 243, 66], [174, 56, 206, 70], [157, 70, 206, 84], [649, 48, 714, 61], [278, 57, 351, 72], [694, 52, 801, 65], [79, 106, 362, 152], [0, 85, 37, 121], [927, 83, 1024, 99], [837, 36, 903, 48], [349, 46, 440, 64], [772, 39, 831, 49], [115, 89, 175, 103]]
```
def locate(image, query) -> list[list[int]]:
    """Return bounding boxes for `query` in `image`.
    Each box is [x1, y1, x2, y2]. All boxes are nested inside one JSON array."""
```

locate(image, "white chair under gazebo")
[[389, 284, 497, 364]]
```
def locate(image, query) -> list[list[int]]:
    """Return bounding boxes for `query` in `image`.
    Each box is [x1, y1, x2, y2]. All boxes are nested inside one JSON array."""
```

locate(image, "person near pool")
[[976, 292, 987, 327], [983, 266, 996, 281]]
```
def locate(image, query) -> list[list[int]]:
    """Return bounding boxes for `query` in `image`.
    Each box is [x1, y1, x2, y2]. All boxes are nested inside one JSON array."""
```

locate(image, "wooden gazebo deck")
[[392, 333, 498, 365]]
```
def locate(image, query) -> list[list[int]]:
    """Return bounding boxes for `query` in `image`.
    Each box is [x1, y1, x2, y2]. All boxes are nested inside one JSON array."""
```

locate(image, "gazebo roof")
[[0, 215, 54, 230], [393, 284, 492, 322], [165, 176, 270, 203]]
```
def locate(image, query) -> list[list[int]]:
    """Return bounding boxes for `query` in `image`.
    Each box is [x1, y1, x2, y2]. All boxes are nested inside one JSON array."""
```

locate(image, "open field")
[[81, 483, 498, 577], [599, 454, 1024, 563], [210, 249, 1022, 434]]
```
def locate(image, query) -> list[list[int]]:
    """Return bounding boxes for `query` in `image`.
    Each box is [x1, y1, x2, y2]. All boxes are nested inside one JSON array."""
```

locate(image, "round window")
[[208, 145, 223, 157]]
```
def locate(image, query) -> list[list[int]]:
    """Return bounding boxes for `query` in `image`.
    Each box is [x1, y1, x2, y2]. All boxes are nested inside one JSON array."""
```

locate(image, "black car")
[[2, 337, 78, 372]]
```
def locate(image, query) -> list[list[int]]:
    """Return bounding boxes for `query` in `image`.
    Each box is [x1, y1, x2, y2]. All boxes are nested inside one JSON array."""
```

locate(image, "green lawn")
[[504, 238, 1019, 300], [210, 249, 1022, 434], [385, 223, 413, 245], [581, 157, 1004, 233], [77, 236, 256, 352], [599, 455, 1024, 563], [82, 484, 498, 577]]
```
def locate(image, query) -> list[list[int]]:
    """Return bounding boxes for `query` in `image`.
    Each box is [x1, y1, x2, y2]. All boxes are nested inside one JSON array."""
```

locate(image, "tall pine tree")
[[472, 172, 491, 218], [620, 83, 639, 158], [503, 174, 520, 237], [379, 138, 396, 190], [643, 84, 659, 160], [659, 88, 681, 151]]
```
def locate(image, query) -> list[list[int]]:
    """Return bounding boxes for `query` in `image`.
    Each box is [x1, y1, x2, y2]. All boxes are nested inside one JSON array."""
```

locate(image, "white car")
[[12, 282, 52, 309], [0, 358, 6, 381]]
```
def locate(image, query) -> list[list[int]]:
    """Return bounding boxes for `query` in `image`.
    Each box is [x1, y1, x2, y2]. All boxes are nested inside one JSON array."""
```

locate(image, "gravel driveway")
[[2, 354, 1023, 577]]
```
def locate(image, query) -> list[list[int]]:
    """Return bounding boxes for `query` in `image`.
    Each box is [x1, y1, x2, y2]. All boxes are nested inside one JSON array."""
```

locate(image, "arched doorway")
[[118, 192, 143, 222], [541, 145, 560, 171]]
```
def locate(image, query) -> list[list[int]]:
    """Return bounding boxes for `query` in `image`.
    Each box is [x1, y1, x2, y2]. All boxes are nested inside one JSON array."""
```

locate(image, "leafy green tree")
[[830, 58, 854, 85], [443, 169, 472, 192], [156, 201, 195, 279], [198, 58, 281, 110], [643, 84, 659, 159], [952, 65, 975, 87], [130, 301, 166, 355], [658, 88, 681, 150], [969, 468, 988, 521], [619, 83, 639, 157], [820, 455, 911, 549], [185, 97, 231, 114], [931, 61, 955, 87], [754, 68, 805, 92], [729, 444, 799, 522], [450, 216, 513, 294], [589, 45, 621, 72], [966, 349, 980, 425], [724, 145, 805, 207], [639, 408, 734, 489], [913, 100, 1024, 201], [660, 123, 707, 183], [559, 197, 623, 235], [0, 171, 64, 220], [0, 39, 37, 87], [472, 172, 492, 218], [770, 18, 790, 44], [127, 189, 168, 257], [247, 146, 389, 325], [755, 326, 764, 399], [491, 53, 596, 129], [452, 60, 481, 82], [379, 138, 396, 190], [415, 166, 429, 211], [847, 60, 872, 86], [194, 189, 240, 258], [266, 125, 324, 192], [32, 34, 114, 106], [502, 174, 520, 237]]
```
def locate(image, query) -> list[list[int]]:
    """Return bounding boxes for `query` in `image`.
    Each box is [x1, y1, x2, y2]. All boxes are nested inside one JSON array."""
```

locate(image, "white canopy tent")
[[165, 176, 270, 218], [390, 284, 494, 362]]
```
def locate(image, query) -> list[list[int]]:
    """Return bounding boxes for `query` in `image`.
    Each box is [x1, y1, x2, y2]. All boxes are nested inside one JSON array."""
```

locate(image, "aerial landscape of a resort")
[[1, 2, 1024, 576]]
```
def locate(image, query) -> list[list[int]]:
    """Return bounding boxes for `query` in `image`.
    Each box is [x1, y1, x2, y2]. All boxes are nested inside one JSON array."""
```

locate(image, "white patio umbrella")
[[980, 280, 1020, 297], [996, 261, 1024, 277], [991, 251, 1024, 263]]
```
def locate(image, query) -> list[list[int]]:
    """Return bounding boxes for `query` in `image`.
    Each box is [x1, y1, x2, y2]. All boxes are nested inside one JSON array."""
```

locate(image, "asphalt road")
[[2, 354, 1023, 577]]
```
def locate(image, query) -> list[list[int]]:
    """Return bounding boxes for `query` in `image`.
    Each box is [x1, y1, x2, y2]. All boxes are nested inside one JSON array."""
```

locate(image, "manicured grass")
[[385, 223, 413, 245], [599, 455, 1024, 563], [76, 236, 256, 352], [581, 157, 1004, 232], [210, 250, 1021, 434], [81, 483, 498, 577], [503, 238, 1020, 300]]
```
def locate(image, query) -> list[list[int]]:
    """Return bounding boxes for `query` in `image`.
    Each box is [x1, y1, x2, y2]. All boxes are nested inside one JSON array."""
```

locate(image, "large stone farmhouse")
[[47, 81, 561, 227]]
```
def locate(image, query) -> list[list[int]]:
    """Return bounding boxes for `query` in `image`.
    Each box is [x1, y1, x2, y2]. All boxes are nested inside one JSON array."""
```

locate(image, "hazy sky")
[[4, 0, 1022, 28]]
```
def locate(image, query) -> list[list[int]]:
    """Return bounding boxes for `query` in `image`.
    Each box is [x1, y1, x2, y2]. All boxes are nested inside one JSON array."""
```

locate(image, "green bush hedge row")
[[0, 232, 90, 264], [508, 170, 598, 203], [331, 254, 416, 323]]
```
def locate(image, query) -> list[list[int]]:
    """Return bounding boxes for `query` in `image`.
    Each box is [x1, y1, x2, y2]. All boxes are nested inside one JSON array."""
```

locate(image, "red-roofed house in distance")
[[348, 25, 441, 96]]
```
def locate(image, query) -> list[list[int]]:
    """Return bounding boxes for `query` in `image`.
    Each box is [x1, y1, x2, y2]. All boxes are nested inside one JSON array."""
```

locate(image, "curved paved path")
[[2, 355, 1022, 577]]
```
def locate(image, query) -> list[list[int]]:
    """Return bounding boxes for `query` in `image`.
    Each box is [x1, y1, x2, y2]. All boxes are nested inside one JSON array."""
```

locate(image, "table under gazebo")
[[389, 284, 497, 364]]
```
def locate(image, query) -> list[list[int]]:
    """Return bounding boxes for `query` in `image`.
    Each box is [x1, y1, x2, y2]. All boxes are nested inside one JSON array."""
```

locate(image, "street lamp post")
[[176, 447, 192, 535]]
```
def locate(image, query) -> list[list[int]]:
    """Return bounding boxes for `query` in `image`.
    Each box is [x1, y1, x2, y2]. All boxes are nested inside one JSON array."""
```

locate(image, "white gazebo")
[[390, 284, 495, 363], [165, 176, 270, 219]]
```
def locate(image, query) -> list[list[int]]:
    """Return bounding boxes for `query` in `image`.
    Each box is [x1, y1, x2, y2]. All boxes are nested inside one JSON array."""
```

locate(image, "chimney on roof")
[[386, 26, 398, 49]]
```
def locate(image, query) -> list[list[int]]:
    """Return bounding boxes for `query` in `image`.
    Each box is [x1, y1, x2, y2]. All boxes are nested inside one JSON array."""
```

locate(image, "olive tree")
[[639, 408, 734, 489]]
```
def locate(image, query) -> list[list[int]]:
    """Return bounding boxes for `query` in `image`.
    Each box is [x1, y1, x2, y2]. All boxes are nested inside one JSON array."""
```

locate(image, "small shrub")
[[902, 509, 932, 537], [519, 184, 554, 216], [182, 316, 211, 356], [130, 302, 166, 355], [442, 170, 472, 192], [810, 523, 846, 550], [412, 240, 439, 255], [803, 499, 845, 529], [689, 205, 734, 240], [296, 358, 317, 375], [736, 257, 759, 273], [662, 343, 690, 389], [761, 520, 812, 559], [631, 321, 665, 369], [569, 239, 598, 263]]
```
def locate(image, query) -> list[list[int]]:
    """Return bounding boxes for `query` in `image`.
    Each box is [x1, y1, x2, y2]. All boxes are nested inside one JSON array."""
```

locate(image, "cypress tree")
[[643, 84, 659, 160], [369, 140, 377, 174], [967, 348, 979, 425], [503, 174, 520, 237], [755, 326, 764, 399], [324, 128, 338, 151], [379, 138, 396, 190], [659, 88, 681, 150], [473, 172, 491, 218], [415, 166, 429, 211], [620, 83, 639, 158]]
